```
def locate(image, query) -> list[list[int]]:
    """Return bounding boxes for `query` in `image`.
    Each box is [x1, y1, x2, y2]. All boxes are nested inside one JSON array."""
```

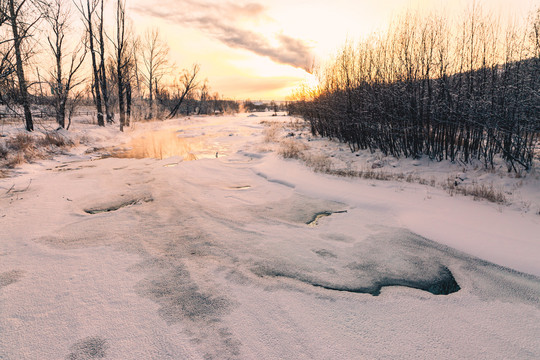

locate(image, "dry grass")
[[263, 122, 281, 143], [261, 119, 307, 143], [278, 139, 309, 159], [282, 139, 507, 204], [302, 153, 333, 173], [277, 135, 400, 181], [268, 120, 511, 205], [360, 169, 395, 181], [328, 168, 359, 177], [39, 132, 71, 147], [442, 179, 506, 204], [466, 183, 507, 203], [315, 165, 401, 182], [2, 134, 39, 168], [5, 152, 26, 168], [287, 118, 308, 131], [7, 133, 34, 152], [0, 143, 7, 160], [278, 137, 333, 173], [0, 131, 73, 171]]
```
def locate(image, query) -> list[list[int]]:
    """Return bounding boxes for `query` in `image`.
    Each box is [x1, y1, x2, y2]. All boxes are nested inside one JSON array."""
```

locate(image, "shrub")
[[464, 183, 506, 204], [442, 178, 506, 204], [7, 133, 34, 152], [0, 131, 73, 170], [278, 139, 308, 159], [287, 118, 307, 131], [302, 153, 332, 173], [39, 132, 70, 147], [263, 122, 281, 143], [5, 152, 25, 168], [0, 144, 7, 159]]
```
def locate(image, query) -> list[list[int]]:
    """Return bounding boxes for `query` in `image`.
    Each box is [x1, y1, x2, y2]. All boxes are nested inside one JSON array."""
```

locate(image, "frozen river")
[[1, 114, 539, 359]]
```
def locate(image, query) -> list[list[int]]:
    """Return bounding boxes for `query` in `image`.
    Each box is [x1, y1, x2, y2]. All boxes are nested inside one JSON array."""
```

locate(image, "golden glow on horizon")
[[129, 0, 536, 100], [303, 73, 321, 93]]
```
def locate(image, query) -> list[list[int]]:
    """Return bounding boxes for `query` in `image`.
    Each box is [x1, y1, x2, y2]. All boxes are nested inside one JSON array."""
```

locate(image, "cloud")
[[132, 0, 313, 71]]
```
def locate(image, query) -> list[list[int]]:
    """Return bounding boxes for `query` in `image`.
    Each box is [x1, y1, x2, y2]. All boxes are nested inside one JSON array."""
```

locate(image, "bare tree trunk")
[[118, 70, 125, 131], [141, 29, 169, 120], [98, 0, 112, 124], [148, 69, 153, 118], [77, 0, 104, 126], [126, 80, 131, 126], [36, 66, 44, 99], [115, 0, 127, 131], [168, 64, 200, 119], [46, 0, 86, 129], [8, 0, 33, 131]]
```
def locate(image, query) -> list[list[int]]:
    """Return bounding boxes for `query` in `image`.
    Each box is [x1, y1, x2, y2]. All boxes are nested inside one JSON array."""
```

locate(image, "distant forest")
[[0, 0, 239, 133], [290, 7, 540, 171]]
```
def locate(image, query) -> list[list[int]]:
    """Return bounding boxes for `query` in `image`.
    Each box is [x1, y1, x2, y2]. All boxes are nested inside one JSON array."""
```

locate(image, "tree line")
[[290, 6, 540, 171], [0, 0, 237, 132]]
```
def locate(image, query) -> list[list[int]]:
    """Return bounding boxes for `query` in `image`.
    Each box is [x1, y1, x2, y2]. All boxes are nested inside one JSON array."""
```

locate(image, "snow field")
[[1, 113, 539, 359]]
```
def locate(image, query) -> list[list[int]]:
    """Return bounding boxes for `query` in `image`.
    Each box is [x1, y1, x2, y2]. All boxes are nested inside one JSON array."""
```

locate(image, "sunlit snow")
[[1, 114, 539, 359]]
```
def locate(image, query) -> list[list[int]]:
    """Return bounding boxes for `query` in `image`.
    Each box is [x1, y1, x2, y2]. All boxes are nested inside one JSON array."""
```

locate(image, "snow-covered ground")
[[1, 113, 539, 359]]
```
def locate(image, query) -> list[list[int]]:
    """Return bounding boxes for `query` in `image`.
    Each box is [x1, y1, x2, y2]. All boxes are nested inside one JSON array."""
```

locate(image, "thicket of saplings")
[[290, 9, 540, 172]]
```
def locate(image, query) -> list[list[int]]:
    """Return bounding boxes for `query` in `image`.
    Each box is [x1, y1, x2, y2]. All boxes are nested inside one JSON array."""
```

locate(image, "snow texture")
[[1, 113, 539, 359]]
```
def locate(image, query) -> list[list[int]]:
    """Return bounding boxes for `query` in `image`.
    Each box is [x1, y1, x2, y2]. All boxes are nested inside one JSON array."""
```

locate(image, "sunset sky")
[[127, 0, 537, 101]]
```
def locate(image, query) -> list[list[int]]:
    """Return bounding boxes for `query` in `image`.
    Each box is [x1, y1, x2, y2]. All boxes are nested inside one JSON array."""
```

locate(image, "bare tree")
[[130, 35, 141, 99], [293, 7, 538, 171], [0, 44, 14, 85], [45, 0, 86, 128], [0, 1, 13, 78], [533, 8, 540, 58], [197, 79, 208, 115], [75, 0, 104, 126], [65, 87, 83, 130], [0, 1, 7, 27], [124, 47, 136, 126], [96, 0, 112, 123], [112, 0, 131, 131], [0, 2, 16, 102], [140, 28, 168, 119], [3, 0, 43, 131], [167, 63, 200, 118]]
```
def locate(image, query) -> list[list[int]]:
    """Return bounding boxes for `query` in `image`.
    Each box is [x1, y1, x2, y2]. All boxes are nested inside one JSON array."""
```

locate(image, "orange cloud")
[[132, 0, 313, 71]]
